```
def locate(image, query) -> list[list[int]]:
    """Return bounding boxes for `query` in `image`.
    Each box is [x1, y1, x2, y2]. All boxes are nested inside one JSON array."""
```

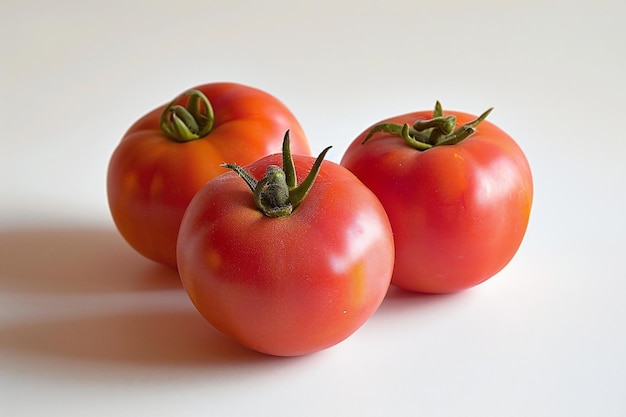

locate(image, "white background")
[[2, 1, 625, 416]]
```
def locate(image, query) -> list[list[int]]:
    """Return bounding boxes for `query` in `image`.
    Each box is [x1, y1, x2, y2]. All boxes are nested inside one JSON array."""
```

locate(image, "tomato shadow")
[[0, 225, 182, 294], [0, 225, 319, 379], [0, 306, 280, 377], [376, 284, 470, 316]]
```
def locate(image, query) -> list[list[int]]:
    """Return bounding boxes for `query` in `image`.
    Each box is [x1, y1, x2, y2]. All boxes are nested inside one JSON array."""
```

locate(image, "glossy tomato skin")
[[341, 110, 533, 293], [107, 83, 310, 268], [177, 153, 394, 356]]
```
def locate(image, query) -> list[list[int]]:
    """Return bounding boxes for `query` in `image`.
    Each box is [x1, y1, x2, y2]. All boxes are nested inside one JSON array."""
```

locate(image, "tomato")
[[107, 83, 310, 268], [176, 133, 394, 356], [340, 102, 533, 293]]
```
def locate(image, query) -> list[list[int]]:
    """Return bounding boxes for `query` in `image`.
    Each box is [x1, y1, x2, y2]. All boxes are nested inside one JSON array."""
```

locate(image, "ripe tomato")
[[177, 134, 394, 356], [340, 102, 533, 293], [107, 83, 310, 268]]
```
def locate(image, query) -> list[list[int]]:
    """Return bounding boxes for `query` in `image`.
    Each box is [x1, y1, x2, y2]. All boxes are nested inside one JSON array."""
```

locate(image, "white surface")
[[1, 1, 625, 416]]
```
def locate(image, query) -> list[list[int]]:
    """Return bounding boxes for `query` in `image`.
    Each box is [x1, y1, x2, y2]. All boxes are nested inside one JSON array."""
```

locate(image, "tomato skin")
[[340, 110, 533, 293], [107, 83, 310, 268], [176, 153, 394, 356]]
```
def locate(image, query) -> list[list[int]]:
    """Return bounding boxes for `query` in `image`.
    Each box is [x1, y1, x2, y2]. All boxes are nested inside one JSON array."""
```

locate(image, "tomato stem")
[[362, 102, 493, 151], [222, 131, 332, 218], [160, 89, 215, 142]]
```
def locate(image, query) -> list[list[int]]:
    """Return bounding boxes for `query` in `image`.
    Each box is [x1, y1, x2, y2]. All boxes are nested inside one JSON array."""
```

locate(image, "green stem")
[[433, 100, 444, 118], [288, 145, 331, 209], [254, 165, 293, 217], [412, 116, 456, 135], [160, 89, 215, 142], [400, 124, 433, 151], [362, 102, 493, 151], [221, 163, 257, 192], [282, 130, 297, 190], [222, 131, 332, 218]]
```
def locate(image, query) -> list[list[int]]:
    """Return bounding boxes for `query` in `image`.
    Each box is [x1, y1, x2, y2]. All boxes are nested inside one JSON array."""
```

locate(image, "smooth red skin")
[[107, 83, 310, 269], [340, 110, 533, 293], [176, 154, 394, 356]]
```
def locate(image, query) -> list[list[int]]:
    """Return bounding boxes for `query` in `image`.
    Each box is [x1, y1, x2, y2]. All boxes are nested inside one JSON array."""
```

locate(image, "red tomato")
[[176, 135, 394, 356], [107, 83, 310, 268], [340, 103, 533, 293]]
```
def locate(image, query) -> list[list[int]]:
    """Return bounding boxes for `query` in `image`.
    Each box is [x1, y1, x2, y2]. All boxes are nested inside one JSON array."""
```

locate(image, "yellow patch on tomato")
[[149, 174, 165, 197], [205, 248, 222, 271], [122, 172, 138, 193], [349, 260, 366, 308]]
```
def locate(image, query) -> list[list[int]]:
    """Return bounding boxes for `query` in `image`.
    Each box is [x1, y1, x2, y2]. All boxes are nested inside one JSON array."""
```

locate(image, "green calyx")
[[222, 131, 332, 218], [160, 89, 215, 142], [362, 101, 493, 151]]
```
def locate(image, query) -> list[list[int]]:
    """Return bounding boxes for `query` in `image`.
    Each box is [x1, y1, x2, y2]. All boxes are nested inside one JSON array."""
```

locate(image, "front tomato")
[[107, 83, 310, 269], [341, 102, 533, 293], [177, 134, 394, 356]]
